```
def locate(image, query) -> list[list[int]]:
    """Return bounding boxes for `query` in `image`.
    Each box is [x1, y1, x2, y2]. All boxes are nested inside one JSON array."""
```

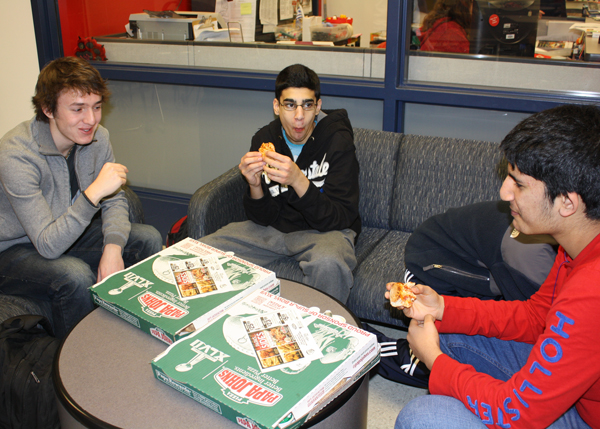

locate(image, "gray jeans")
[[199, 221, 357, 303]]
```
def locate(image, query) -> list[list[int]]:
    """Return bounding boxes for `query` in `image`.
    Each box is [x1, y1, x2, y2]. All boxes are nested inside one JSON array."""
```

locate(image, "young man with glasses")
[[200, 64, 360, 302]]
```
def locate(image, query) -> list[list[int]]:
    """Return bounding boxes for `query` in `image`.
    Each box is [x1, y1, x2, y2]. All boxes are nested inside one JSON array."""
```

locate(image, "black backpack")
[[166, 215, 189, 247], [0, 315, 61, 429]]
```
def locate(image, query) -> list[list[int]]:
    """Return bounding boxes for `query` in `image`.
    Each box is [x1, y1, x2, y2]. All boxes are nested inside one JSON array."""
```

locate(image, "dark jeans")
[[0, 219, 162, 338]]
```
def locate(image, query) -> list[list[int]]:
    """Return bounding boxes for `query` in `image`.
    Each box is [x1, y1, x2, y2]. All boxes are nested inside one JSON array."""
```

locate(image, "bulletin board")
[[192, 0, 317, 42]]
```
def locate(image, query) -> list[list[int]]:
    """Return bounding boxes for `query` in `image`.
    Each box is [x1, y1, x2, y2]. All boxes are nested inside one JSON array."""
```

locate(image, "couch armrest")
[[188, 166, 248, 239]]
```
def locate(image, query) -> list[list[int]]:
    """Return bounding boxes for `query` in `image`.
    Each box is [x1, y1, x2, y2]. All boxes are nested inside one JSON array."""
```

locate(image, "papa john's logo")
[[138, 292, 188, 319], [215, 368, 282, 406]]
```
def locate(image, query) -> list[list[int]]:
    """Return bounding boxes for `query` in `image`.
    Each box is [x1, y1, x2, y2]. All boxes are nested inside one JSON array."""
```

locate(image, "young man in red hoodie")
[[388, 104, 600, 428]]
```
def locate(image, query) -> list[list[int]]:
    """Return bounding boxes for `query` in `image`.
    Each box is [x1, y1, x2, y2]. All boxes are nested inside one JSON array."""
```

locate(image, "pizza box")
[[151, 289, 380, 429], [90, 237, 280, 345]]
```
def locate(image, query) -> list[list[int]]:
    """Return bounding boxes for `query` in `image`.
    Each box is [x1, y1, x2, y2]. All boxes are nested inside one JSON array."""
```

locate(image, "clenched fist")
[[84, 162, 128, 205]]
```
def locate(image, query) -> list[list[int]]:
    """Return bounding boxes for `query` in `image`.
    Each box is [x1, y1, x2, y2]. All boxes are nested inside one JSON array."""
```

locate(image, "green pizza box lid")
[[151, 289, 380, 429], [90, 238, 279, 344]]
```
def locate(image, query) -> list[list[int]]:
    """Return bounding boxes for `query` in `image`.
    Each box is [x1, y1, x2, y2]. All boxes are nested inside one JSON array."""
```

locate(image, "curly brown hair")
[[32, 56, 110, 123], [421, 0, 473, 35]]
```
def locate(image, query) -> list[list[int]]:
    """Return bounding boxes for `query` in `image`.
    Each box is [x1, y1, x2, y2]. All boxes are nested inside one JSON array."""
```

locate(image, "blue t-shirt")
[[282, 130, 304, 161], [282, 113, 325, 161]]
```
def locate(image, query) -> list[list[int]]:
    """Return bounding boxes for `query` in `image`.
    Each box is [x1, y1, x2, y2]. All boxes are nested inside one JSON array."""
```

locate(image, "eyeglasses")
[[279, 100, 316, 111]]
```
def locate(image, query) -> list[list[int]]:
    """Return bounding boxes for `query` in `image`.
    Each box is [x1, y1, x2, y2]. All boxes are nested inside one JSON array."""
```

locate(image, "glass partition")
[[56, 0, 388, 80], [40, 0, 598, 134], [405, 0, 600, 94], [103, 80, 383, 193]]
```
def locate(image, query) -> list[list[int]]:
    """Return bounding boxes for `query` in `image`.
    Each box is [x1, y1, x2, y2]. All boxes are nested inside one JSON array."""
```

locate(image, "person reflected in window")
[[419, 0, 472, 53]]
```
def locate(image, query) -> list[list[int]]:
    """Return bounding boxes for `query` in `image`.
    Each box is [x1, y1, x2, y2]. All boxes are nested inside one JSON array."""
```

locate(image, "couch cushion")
[[354, 226, 389, 267], [347, 230, 413, 328], [391, 135, 504, 232], [353, 128, 402, 230]]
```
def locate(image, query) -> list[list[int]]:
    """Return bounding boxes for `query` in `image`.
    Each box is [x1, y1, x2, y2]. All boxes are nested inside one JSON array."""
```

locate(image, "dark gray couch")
[[0, 187, 146, 333], [188, 128, 504, 328]]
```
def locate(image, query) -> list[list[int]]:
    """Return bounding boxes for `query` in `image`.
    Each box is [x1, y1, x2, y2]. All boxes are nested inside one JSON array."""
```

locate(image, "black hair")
[[275, 64, 321, 101], [500, 104, 600, 220]]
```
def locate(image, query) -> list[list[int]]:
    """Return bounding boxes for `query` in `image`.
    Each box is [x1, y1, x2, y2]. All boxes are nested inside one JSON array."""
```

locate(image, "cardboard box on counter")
[[151, 289, 379, 429], [90, 238, 279, 344]]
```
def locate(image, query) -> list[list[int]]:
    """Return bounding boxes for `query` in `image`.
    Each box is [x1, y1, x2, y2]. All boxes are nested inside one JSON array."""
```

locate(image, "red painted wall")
[[58, 0, 192, 57]]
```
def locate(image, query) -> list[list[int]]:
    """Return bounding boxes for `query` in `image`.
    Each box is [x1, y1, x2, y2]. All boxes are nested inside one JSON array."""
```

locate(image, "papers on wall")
[[280, 0, 295, 20], [215, 0, 257, 42], [260, 0, 278, 26], [259, 0, 314, 32]]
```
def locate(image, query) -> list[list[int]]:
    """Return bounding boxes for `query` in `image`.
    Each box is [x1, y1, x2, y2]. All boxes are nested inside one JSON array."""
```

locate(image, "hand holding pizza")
[[385, 282, 445, 321], [239, 149, 266, 198], [240, 142, 276, 186], [258, 142, 310, 198]]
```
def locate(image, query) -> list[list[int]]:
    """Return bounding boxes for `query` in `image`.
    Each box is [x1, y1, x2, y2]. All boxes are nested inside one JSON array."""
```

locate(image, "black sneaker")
[[364, 323, 430, 389]]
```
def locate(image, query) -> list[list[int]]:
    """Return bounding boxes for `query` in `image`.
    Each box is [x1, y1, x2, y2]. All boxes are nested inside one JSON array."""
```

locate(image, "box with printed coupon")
[[90, 238, 280, 344], [151, 289, 379, 429]]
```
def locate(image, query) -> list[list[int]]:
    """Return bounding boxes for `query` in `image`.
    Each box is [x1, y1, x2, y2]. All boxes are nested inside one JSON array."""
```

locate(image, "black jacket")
[[243, 109, 361, 237], [404, 200, 557, 300]]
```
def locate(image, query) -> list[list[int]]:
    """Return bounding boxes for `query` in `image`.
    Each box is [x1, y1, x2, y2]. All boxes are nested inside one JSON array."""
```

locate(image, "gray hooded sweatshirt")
[[0, 117, 130, 259]]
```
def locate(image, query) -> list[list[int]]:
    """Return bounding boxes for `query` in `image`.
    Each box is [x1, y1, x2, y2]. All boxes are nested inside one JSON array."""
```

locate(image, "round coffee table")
[[54, 279, 369, 429]]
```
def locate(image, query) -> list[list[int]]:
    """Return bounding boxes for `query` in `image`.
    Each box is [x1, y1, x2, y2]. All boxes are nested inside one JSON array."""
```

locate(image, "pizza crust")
[[389, 281, 417, 308]]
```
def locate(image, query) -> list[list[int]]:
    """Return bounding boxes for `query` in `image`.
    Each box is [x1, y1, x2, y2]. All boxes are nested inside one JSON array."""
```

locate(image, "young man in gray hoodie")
[[0, 57, 162, 338]]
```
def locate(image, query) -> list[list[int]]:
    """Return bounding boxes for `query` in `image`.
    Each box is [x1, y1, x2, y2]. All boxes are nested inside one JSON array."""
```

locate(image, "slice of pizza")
[[259, 142, 275, 157], [259, 142, 277, 182], [389, 281, 417, 308]]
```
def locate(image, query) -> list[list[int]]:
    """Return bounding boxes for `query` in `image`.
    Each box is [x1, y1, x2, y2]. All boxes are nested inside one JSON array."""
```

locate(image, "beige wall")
[[0, 0, 40, 136]]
